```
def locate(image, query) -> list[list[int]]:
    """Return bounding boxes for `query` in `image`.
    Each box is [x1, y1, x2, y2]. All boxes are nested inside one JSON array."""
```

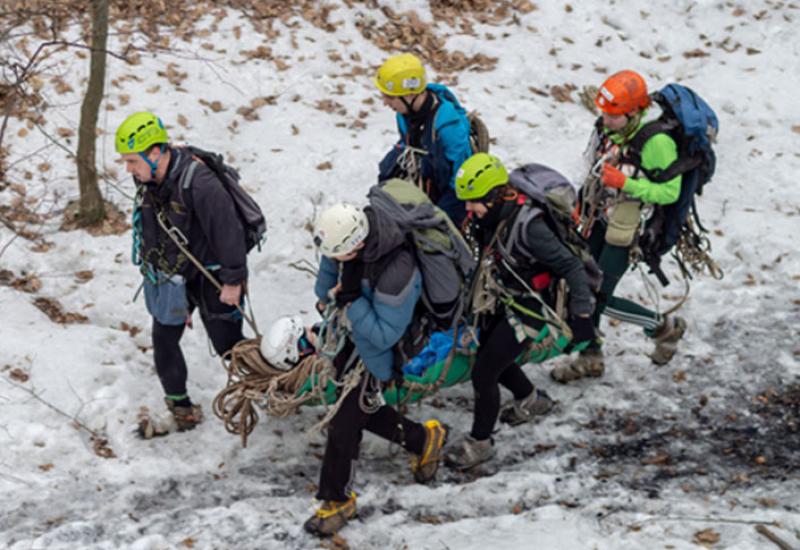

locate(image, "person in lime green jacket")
[[552, 70, 687, 383]]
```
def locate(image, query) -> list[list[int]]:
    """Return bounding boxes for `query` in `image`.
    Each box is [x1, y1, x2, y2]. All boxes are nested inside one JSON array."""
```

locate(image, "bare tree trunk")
[[76, 0, 109, 225]]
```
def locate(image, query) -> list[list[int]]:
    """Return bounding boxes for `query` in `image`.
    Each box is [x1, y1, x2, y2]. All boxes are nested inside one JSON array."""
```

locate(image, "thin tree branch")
[[3, 379, 102, 439]]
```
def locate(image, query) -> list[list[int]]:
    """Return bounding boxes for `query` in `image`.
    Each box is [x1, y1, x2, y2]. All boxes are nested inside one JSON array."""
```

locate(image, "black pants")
[[316, 343, 426, 502], [470, 310, 536, 441], [152, 275, 243, 399]]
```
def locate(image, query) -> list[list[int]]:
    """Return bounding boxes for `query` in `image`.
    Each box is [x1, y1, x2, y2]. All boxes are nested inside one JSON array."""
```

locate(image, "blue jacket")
[[314, 209, 422, 381], [379, 84, 472, 225]]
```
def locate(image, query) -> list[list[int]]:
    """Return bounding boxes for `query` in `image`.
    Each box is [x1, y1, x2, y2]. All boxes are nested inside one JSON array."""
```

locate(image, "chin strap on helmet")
[[139, 144, 167, 180]]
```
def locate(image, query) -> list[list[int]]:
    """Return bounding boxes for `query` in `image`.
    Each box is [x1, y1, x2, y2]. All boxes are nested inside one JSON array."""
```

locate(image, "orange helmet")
[[595, 70, 651, 115]]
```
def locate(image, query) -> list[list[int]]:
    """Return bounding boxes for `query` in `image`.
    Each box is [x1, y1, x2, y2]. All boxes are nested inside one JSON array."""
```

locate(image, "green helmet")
[[115, 111, 168, 154], [455, 153, 509, 200]]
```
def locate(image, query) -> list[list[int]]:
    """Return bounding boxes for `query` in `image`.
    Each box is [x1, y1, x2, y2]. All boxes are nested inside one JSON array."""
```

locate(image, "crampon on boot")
[[410, 419, 448, 483], [303, 492, 357, 537]]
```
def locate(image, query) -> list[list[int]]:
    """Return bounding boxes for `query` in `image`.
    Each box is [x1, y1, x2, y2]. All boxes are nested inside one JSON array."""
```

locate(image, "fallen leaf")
[[642, 452, 671, 465], [693, 528, 720, 546], [683, 48, 709, 58], [38, 463, 54, 472], [33, 297, 89, 325], [10, 368, 29, 382], [316, 161, 333, 170], [91, 436, 116, 459], [74, 270, 94, 283]]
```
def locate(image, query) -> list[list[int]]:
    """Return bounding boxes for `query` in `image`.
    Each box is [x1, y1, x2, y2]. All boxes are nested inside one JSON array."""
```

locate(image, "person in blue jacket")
[[374, 53, 472, 225], [303, 202, 447, 537]]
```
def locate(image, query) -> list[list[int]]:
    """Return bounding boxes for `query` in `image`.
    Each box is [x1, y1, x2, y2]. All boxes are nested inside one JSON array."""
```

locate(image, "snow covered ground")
[[1, 1, 799, 549]]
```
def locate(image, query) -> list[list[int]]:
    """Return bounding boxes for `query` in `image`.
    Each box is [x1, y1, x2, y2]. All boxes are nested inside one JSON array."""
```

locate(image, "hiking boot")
[[550, 348, 605, 384], [445, 433, 496, 471], [650, 315, 687, 366], [410, 419, 448, 484], [499, 389, 555, 426], [303, 493, 357, 537], [164, 398, 204, 432]]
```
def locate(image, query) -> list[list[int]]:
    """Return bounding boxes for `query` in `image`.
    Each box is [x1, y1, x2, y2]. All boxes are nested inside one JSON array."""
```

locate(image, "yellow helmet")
[[455, 153, 509, 201], [115, 111, 168, 154], [373, 53, 427, 96]]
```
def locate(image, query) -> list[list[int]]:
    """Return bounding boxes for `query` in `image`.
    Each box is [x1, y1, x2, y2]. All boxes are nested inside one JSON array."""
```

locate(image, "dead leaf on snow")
[[57, 127, 74, 138], [693, 528, 721, 546], [10, 368, 29, 383], [119, 321, 142, 338], [316, 161, 333, 170], [74, 270, 94, 283], [236, 106, 260, 121], [250, 96, 276, 109], [199, 99, 225, 112], [550, 83, 576, 103], [683, 48, 709, 58], [11, 273, 42, 293], [642, 452, 671, 465], [33, 297, 89, 325], [92, 436, 116, 459]]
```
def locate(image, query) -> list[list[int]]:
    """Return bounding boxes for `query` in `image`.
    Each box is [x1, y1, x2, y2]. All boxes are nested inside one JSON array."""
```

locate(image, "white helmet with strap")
[[260, 315, 306, 370], [313, 203, 369, 257]]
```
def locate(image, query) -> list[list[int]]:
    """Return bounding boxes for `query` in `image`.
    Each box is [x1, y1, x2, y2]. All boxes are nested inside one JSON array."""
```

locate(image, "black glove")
[[568, 315, 596, 346], [335, 260, 365, 308]]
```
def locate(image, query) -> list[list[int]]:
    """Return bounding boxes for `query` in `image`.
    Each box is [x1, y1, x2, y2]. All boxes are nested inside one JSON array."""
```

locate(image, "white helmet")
[[313, 203, 369, 257], [260, 315, 306, 370]]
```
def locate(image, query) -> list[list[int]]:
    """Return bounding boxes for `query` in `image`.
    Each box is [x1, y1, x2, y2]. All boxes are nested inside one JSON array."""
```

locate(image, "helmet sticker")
[[599, 86, 614, 101], [402, 77, 420, 90]]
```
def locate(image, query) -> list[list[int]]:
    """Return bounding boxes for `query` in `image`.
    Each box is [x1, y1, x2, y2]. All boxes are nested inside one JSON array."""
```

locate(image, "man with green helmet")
[[116, 111, 248, 435], [374, 53, 472, 225], [444, 153, 598, 471]]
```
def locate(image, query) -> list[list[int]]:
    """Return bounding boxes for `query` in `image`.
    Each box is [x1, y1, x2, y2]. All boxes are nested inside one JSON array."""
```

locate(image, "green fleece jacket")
[[609, 117, 682, 205]]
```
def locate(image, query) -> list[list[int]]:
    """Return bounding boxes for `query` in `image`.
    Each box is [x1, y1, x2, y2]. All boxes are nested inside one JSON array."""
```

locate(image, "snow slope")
[[1, 1, 799, 549]]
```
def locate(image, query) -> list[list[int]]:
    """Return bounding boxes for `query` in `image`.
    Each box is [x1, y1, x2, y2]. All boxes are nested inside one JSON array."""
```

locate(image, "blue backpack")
[[625, 83, 719, 257]]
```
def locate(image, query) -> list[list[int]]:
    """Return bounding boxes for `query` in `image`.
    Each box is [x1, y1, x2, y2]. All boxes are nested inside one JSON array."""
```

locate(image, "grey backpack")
[[368, 178, 476, 328]]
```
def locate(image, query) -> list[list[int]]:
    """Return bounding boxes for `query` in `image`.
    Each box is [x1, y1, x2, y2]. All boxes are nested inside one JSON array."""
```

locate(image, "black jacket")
[[137, 147, 247, 285], [479, 199, 595, 318]]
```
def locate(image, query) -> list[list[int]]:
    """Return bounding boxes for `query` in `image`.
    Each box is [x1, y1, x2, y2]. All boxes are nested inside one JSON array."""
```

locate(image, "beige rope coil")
[[212, 307, 373, 446]]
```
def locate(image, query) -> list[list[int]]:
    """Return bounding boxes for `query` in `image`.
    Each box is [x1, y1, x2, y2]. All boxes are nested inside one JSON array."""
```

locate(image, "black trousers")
[[470, 310, 536, 441], [152, 275, 243, 399], [316, 343, 426, 502]]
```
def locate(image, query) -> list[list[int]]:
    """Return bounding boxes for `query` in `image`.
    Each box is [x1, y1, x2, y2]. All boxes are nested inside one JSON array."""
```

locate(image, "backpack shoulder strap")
[[625, 119, 675, 165], [179, 159, 200, 191], [624, 118, 699, 183]]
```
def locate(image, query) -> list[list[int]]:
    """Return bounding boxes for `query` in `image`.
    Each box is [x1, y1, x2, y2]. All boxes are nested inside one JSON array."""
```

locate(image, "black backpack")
[[180, 146, 267, 252]]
